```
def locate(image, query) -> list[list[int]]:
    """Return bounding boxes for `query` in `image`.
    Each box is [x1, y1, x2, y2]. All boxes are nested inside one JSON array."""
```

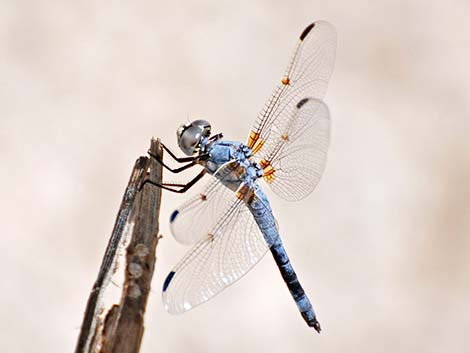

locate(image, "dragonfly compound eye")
[[191, 119, 211, 138], [177, 119, 211, 156]]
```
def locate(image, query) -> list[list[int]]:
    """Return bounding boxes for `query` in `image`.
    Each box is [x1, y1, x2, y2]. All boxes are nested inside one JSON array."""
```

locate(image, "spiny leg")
[[148, 155, 199, 174], [148, 149, 208, 171], [140, 169, 206, 193], [158, 142, 209, 163], [147, 144, 208, 174]]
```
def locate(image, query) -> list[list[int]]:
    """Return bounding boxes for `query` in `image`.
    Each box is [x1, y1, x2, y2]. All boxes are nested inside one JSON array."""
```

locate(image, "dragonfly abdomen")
[[270, 238, 321, 332], [248, 188, 321, 333]]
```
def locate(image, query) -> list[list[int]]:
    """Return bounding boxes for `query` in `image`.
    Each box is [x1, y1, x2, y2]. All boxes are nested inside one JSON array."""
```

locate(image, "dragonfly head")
[[177, 119, 212, 155]]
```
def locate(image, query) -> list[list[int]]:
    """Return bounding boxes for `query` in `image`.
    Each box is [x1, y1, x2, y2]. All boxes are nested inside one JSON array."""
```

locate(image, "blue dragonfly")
[[144, 21, 336, 332]]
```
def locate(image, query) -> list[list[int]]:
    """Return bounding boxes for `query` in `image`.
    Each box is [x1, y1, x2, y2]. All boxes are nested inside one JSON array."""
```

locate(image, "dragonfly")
[[143, 21, 336, 332]]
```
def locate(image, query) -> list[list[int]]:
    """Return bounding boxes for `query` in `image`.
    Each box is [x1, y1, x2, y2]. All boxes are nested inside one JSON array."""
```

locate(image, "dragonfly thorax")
[[202, 140, 264, 194]]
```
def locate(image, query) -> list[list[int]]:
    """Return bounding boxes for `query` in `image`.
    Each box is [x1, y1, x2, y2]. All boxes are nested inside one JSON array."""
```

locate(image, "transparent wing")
[[259, 98, 330, 201], [170, 161, 242, 245], [247, 20, 336, 155], [162, 191, 271, 314]]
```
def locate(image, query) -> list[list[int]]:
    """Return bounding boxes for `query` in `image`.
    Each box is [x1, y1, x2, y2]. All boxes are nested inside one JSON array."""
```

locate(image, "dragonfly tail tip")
[[313, 321, 321, 333]]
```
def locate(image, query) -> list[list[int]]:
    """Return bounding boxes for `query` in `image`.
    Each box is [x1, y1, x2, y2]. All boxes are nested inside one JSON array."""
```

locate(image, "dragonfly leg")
[[140, 169, 206, 193], [147, 144, 208, 174], [148, 154, 199, 174], [158, 143, 209, 163], [208, 133, 223, 142]]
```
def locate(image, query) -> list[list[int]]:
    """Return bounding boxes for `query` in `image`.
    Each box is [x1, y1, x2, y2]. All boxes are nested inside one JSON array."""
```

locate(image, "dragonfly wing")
[[247, 20, 335, 155], [163, 193, 269, 314], [170, 161, 241, 245], [259, 97, 330, 201]]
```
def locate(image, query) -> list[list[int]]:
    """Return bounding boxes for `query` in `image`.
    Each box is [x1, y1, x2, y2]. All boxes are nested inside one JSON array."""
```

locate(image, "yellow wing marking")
[[259, 159, 276, 184], [247, 130, 265, 154]]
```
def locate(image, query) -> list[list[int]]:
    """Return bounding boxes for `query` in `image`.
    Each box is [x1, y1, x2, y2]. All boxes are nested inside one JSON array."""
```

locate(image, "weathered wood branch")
[[75, 138, 163, 353]]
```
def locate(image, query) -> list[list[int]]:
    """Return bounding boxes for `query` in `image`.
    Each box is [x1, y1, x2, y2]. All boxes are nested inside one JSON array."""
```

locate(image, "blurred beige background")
[[1, 0, 469, 352]]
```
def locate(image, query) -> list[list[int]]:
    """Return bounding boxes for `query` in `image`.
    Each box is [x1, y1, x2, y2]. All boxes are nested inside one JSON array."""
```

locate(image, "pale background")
[[1, 1, 469, 352]]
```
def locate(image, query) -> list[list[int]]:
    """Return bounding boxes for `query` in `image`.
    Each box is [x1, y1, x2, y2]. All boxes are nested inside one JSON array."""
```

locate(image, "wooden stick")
[[75, 138, 163, 353]]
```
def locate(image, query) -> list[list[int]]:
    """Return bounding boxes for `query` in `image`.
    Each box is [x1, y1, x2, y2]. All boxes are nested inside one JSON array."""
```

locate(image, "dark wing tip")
[[296, 97, 310, 109], [162, 271, 176, 292], [299, 22, 316, 41], [170, 210, 179, 223]]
